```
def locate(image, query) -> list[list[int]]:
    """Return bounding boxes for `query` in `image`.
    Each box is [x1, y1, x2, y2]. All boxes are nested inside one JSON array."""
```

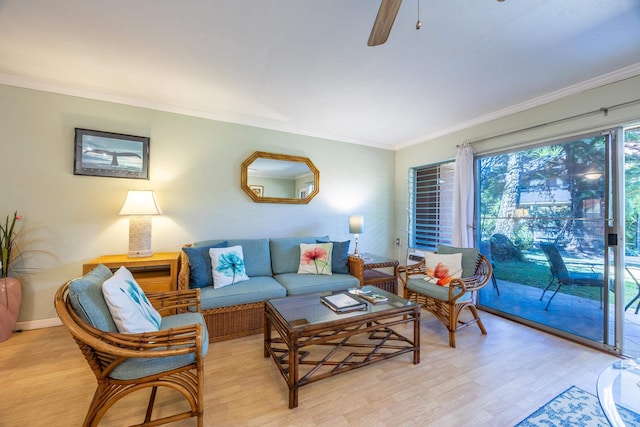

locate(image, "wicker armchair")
[[399, 253, 492, 348], [54, 280, 207, 427]]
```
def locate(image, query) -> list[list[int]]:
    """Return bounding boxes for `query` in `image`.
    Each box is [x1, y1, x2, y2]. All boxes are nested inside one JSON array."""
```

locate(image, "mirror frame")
[[241, 151, 320, 204]]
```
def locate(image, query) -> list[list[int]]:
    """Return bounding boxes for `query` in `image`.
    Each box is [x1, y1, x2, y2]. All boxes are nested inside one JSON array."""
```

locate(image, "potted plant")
[[0, 211, 23, 342]]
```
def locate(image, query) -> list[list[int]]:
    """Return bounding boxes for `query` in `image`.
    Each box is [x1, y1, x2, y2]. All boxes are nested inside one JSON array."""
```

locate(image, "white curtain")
[[453, 144, 474, 247]]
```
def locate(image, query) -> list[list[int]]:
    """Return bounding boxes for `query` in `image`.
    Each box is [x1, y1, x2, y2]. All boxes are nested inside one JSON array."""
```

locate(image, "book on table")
[[321, 293, 367, 313], [355, 290, 389, 304]]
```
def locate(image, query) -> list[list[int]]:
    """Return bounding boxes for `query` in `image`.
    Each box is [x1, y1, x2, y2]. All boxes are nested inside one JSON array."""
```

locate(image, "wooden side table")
[[358, 253, 399, 295], [82, 252, 180, 293]]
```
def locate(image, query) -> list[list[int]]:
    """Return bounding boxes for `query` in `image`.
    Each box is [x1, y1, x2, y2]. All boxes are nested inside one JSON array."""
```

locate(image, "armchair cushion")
[[102, 266, 162, 333], [68, 264, 118, 333], [183, 241, 228, 288], [437, 245, 479, 278], [406, 278, 470, 303], [109, 312, 209, 381]]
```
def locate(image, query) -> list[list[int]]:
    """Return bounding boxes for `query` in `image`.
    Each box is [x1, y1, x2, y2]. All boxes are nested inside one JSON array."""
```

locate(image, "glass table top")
[[597, 359, 640, 427], [267, 285, 414, 328]]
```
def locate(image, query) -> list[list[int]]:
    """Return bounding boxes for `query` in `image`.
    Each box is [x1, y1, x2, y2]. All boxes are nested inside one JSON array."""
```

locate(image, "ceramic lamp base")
[[128, 216, 153, 258]]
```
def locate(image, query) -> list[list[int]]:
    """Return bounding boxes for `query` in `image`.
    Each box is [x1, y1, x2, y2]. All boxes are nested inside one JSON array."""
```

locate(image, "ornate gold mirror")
[[241, 151, 320, 204]]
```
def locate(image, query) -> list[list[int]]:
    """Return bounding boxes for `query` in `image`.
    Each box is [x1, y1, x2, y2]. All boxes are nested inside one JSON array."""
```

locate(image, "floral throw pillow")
[[209, 245, 250, 288], [423, 252, 463, 287], [297, 243, 333, 275]]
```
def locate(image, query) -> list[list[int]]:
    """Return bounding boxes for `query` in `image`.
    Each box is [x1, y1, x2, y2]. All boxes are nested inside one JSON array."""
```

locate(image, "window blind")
[[409, 162, 455, 251]]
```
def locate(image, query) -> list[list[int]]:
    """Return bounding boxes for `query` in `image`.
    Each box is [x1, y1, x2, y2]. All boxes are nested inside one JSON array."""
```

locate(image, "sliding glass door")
[[476, 130, 621, 352], [623, 126, 640, 357]]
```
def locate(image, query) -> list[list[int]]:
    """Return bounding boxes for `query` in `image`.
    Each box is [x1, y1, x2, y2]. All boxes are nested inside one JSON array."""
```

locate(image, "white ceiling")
[[1, 1, 639, 150]]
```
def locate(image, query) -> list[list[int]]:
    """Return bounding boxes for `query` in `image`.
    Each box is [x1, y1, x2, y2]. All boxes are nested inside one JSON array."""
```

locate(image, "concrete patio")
[[478, 278, 640, 358]]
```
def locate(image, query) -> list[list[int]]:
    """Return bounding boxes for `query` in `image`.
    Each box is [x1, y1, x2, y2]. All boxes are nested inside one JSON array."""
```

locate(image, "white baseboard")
[[15, 317, 62, 331]]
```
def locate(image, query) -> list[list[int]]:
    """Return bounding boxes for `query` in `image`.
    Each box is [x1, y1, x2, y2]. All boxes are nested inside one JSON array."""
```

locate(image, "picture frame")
[[74, 128, 150, 179], [250, 185, 264, 197]]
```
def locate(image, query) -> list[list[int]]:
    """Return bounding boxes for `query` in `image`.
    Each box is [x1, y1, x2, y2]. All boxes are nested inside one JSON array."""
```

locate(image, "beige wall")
[[5, 74, 639, 328], [394, 75, 640, 260], [0, 84, 395, 327]]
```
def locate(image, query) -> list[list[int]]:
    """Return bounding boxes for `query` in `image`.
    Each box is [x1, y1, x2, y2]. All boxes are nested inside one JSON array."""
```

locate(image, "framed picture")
[[250, 185, 264, 197], [74, 128, 150, 179]]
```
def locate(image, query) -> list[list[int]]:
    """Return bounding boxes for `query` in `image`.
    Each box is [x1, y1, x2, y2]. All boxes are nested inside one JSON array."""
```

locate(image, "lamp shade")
[[349, 215, 364, 234], [119, 190, 162, 216]]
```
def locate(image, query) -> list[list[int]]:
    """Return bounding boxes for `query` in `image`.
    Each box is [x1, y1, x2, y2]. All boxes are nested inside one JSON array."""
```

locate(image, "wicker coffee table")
[[264, 286, 420, 408]]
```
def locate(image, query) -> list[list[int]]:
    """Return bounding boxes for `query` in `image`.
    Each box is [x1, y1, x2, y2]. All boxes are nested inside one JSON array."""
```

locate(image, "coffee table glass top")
[[267, 286, 414, 328], [597, 359, 640, 427]]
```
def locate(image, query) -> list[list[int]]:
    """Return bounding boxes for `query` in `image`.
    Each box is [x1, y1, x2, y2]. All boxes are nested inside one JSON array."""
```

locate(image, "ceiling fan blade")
[[368, 0, 402, 46]]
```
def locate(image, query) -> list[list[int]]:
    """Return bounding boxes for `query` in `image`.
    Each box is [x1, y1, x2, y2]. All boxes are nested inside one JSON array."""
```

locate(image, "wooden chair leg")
[[144, 386, 158, 423], [467, 304, 487, 335], [448, 302, 457, 348], [447, 303, 487, 348]]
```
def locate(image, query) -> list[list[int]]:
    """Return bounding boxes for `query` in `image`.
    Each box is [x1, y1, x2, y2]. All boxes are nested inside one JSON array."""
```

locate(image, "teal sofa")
[[178, 236, 363, 342]]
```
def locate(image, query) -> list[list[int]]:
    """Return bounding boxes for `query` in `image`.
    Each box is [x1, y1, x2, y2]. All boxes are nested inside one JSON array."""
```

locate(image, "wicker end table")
[[359, 253, 399, 295]]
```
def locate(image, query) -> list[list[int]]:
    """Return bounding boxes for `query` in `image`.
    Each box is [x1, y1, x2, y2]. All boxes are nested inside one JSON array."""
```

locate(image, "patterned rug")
[[515, 386, 640, 426]]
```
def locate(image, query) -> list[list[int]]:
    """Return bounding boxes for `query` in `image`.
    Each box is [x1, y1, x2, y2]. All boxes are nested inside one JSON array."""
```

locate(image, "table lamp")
[[349, 215, 364, 257], [119, 190, 162, 258]]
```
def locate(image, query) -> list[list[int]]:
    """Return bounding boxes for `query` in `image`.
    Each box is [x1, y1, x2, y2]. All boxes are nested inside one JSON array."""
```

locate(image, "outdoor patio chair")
[[539, 242, 604, 311], [54, 265, 208, 427], [399, 248, 492, 348], [624, 266, 640, 314]]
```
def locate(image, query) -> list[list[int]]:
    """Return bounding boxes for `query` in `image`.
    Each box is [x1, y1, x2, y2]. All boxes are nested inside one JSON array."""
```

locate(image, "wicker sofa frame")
[[178, 247, 366, 342]]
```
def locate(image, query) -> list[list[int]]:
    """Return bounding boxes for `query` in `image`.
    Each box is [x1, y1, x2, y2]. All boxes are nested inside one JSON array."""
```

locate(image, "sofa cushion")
[[183, 241, 228, 288], [437, 245, 479, 278], [209, 245, 250, 288], [109, 312, 209, 380], [298, 243, 333, 275], [274, 273, 359, 296], [270, 236, 329, 274], [317, 239, 350, 274], [198, 276, 286, 310], [68, 264, 118, 332], [194, 238, 272, 277], [102, 266, 162, 333], [406, 277, 470, 303]]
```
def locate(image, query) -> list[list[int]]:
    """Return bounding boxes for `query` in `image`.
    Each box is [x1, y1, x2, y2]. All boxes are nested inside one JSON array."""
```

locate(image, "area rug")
[[515, 386, 640, 426]]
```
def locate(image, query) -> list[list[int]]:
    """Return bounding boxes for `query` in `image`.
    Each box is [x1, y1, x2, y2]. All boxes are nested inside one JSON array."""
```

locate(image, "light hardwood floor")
[[0, 311, 620, 427]]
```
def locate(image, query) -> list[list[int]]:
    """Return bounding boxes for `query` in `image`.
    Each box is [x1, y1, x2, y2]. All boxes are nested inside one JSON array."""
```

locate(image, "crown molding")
[[0, 74, 395, 150], [3, 62, 639, 152], [395, 62, 640, 150]]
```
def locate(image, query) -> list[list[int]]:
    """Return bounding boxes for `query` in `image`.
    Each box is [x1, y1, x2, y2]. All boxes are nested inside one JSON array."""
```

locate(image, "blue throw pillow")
[[317, 239, 351, 274], [183, 241, 228, 288]]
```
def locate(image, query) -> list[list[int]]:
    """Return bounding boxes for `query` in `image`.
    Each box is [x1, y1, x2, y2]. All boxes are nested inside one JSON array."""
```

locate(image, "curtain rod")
[[461, 97, 640, 147]]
